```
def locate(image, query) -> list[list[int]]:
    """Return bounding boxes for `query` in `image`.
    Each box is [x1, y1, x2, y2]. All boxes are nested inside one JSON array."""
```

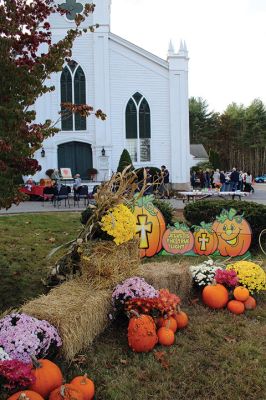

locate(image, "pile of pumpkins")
[[127, 307, 189, 353], [7, 358, 95, 400], [202, 283, 256, 314]]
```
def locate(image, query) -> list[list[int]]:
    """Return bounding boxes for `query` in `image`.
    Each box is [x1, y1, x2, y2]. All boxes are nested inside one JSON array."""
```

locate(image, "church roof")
[[190, 144, 209, 159], [109, 32, 169, 69]]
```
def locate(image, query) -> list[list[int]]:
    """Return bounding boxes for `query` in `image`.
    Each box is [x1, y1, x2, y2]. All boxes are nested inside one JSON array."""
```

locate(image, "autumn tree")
[[0, 0, 105, 208]]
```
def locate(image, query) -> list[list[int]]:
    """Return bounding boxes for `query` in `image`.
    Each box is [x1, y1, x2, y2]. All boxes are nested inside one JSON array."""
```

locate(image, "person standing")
[[230, 168, 239, 191], [244, 172, 254, 193], [220, 171, 226, 192], [213, 169, 220, 188], [159, 165, 170, 198], [73, 173, 82, 196]]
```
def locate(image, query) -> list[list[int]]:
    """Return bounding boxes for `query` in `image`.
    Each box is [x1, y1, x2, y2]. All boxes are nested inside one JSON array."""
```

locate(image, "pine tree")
[[117, 149, 133, 172]]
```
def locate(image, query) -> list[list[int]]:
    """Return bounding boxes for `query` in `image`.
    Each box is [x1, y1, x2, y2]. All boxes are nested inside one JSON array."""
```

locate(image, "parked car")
[[255, 174, 266, 183]]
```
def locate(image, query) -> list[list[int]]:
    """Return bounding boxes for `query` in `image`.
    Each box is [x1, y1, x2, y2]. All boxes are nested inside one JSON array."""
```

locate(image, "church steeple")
[[93, 0, 111, 32]]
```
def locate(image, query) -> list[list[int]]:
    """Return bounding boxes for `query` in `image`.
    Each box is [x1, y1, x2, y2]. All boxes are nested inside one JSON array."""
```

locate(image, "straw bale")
[[139, 261, 193, 301], [21, 280, 112, 360], [80, 238, 140, 289]]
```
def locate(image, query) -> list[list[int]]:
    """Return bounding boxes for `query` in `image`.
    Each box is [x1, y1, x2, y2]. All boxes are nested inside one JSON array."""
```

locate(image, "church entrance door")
[[58, 141, 92, 179]]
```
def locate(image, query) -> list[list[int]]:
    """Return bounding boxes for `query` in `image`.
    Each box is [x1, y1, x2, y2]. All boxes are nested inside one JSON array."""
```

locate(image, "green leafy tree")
[[117, 149, 133, 172], [0, 0, 106, 209]]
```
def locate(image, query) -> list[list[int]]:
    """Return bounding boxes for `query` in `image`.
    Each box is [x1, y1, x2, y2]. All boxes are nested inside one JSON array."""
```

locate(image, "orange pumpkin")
[[227, 300, 245, 314], [193, 222, 218, 256], [71, 374, 95, 400], [233, 286, 250, 302], [134, 195, 166, 257], [157, 327, 175, 346], [244, 296, 257, 310], [128, 312, 158, 352], [202, 283, 229, 309], [7, 391, 44, 400], [161, 316, 178, 333], [49, 384, 83, 400], [162, 222, 194, 255], [29, 358, 63, 399], [174, 307, 189, 329], [212, 208, 252, 257]]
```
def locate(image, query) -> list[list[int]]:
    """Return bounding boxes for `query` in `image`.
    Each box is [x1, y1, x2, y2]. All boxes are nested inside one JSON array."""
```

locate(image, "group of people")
[[141, 165, 170, 198], [191, 168, 255, 193]]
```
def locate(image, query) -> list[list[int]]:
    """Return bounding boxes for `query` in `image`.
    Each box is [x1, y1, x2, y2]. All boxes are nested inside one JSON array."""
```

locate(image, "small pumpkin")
[[128, 311, 158, 352], [174, 307, 188, 329], [193, 222, 218, 256], [162, 222, 194, 255], [233, 286, 250, 302], [161, 316, 178, 333], [227, 300, 245, 314], [212, 208, 252, 257], [49, 384, 83, 400], [157, 327, 175, 346], [134, 195, 166, 258], [29, 357, 63, 399], [244, 296, 257, 310], [202, 283, 229, 309], [71, 373, 95, 400], [7, 391, 44, 400]]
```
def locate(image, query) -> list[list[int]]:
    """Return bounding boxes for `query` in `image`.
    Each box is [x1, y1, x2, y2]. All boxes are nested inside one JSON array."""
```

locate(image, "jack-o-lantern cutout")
[[162, 222, 194, 254], [134, 195, 166, 257], [212, 208, 252, 257], [193, 221, 218, 256]]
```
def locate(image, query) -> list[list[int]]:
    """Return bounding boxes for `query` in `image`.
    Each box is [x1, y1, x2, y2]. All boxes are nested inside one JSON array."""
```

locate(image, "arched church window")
[[74, 66, 86, 130], [60, 62, 87, 131], [125, 93, 151, 162]]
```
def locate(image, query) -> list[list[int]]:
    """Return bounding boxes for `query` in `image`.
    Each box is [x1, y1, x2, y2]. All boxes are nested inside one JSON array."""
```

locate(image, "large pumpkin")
[[128, 311, 158, 352], [162, 222, 194, 254], [193, 222, 218, 256], [134, 195, 166, 257], [7, 391, 44, 400], [29, 358, 63, 399], [202, 283, 229, 309], [212, 208, 252, 257], [49, 384, 83, 400]]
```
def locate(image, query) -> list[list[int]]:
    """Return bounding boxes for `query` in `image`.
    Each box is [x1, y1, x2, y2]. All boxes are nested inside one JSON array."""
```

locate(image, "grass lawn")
[[0, 213, 266, 400]]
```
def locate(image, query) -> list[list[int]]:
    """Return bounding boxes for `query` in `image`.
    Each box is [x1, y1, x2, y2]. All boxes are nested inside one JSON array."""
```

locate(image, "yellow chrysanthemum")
[[226, 261, 266, 293], [101, 204, 136, 245]]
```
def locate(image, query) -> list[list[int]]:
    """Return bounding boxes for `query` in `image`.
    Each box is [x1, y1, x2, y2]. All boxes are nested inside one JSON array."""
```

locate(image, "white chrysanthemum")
[[0, 346, 10, 361]]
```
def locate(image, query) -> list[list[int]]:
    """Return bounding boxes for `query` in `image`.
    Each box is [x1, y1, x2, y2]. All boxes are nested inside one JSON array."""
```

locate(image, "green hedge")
[[184, 200, 266, 250]]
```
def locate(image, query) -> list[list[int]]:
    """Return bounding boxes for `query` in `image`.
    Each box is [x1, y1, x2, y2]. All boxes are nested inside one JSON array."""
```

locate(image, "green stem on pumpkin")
[[30, 354, 42, 369], [176, 305, 181, 314], [60, 385, 66, 397], [129, 309, 141, 318], [81, 373, 88, 384], [18, 395, 30, 400]]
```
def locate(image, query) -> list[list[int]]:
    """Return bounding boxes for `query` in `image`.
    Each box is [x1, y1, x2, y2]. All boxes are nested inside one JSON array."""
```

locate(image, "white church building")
[[34, 0, 191, 189]]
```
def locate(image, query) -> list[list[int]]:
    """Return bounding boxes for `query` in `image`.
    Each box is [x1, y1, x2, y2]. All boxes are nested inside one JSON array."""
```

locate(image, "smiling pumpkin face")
[[212, 208, 252, 257]]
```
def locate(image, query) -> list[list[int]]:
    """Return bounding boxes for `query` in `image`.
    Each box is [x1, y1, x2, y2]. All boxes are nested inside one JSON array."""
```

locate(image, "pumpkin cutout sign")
[[212, 208, 252, 257], [162, 222, 194, 254], [193, 222, 218, 255], [134, 195, 166, 257]]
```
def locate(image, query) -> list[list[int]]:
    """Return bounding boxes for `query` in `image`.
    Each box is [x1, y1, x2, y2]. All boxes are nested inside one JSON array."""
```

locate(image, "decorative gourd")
[[70, 374, 95, 400], [162, 222, 194, 254], [227, 300, 245, 314], [128, 311, 158, 352], [134, 195, 166, 257], [29, 357, 63, 399], [161, 316, 178, 333], [212, 208, 252, 257], [49, 384, 83, 400], [193, 222, 218, 256], [233, 286, 250, 302], [244, 296, 257, 310], [7, 391, 44, 400], [157, 327, 175, 346], [174, 307, 189, 329], [202, 283, 229, 309]]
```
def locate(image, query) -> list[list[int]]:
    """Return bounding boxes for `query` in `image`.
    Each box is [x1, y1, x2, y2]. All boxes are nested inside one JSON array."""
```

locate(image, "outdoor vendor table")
[[179, 190, 249, 203], [20, 185, 48, 199]]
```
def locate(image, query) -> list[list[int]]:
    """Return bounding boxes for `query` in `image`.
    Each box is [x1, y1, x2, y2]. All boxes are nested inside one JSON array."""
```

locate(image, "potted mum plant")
[[88, 167, 98, 181]]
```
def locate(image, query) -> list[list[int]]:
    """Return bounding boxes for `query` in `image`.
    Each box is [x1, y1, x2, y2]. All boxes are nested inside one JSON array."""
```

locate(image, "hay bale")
[[80, 238, 140, 289], [139, 261, 193, 301], [21, 280, 112, 361]]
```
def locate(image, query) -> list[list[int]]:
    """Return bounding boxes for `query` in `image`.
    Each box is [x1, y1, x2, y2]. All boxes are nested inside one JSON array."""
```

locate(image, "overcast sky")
[[110, 0, 266, 113]]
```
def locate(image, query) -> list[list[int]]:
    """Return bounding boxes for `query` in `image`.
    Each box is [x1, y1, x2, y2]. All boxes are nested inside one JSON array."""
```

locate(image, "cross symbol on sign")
[[198, 233, 210, 251], [59, 0, 83, 21], [136, 215, 152, 249]]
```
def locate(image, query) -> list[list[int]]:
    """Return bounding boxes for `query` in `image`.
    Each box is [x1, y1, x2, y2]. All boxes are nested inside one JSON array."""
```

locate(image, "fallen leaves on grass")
[[48, 237, 56, 243], [154, 351, 170, 369]]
